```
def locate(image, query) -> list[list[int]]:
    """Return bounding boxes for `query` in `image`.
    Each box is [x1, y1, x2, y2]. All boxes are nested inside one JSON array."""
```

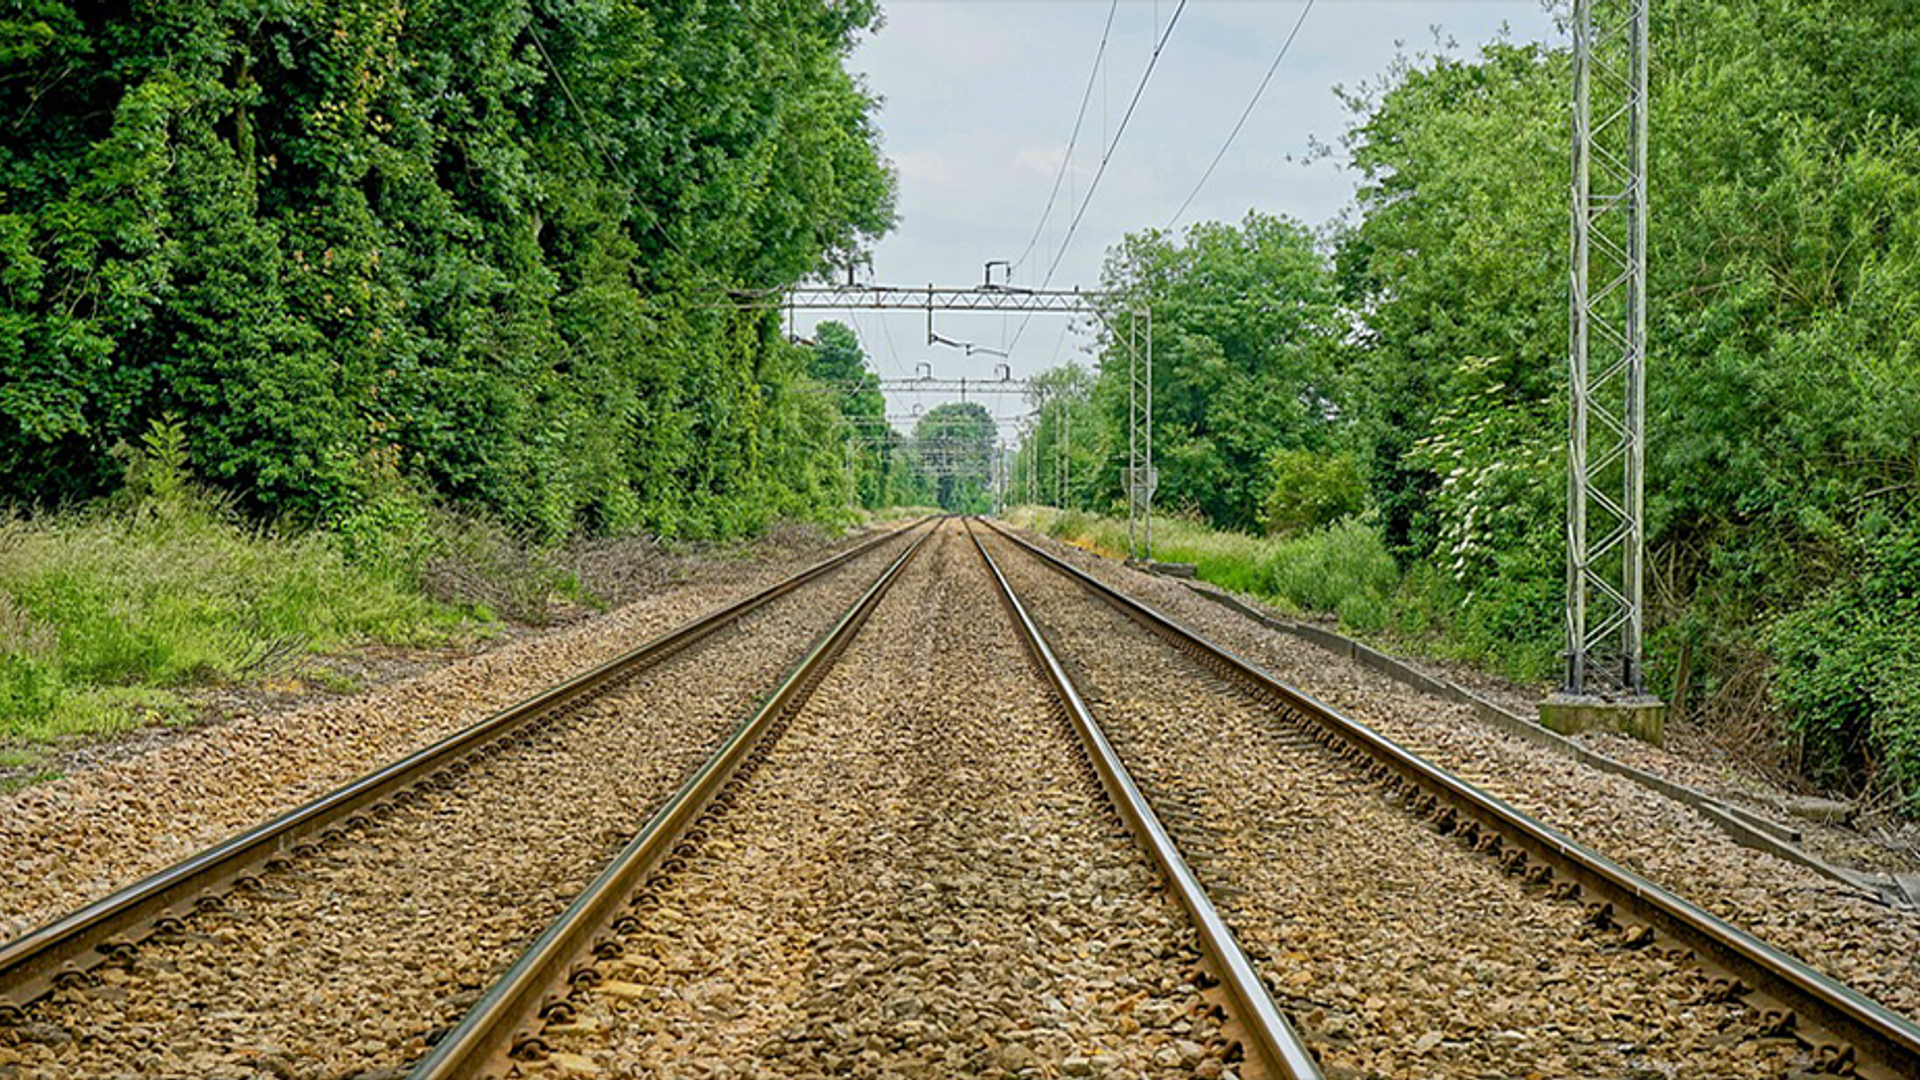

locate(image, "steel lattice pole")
[[1144, 307, 1153, 564], [1128, 311, 1140, 561], [1565, 0, 1651, 697]]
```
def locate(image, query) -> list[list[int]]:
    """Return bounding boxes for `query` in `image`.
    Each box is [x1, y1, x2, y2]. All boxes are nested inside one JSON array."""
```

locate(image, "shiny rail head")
[[408, 525, 936, 1079], [965, 518, 1324, 1080]]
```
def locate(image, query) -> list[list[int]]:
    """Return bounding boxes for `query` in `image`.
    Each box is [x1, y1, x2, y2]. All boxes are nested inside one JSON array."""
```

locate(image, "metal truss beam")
[[731, 283, 1112, 314], [794, 378, 1032, 396], [744, 279, 1151, 562]]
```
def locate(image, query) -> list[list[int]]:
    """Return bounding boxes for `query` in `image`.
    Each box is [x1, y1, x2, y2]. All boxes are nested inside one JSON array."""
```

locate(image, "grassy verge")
[[0, 498, 483, 770], [1009, 507, 1400, 627], [1009, 506, 1557, 688], [0, 483, 844, 787], [0, 419, 871, 790]]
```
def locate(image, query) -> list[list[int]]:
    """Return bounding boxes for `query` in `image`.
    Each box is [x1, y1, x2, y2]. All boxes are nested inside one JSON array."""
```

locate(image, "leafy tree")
[[1331, 1, 1920, 796], [912, 402, 994, 512], [1085, 212, 1341, 532], [0, 0, 896, 540], [1261, 447, 1366, 536], [807, 320, 888, 507], [1334, 41, 1568, 562], [1012, 363, 1096, 510]]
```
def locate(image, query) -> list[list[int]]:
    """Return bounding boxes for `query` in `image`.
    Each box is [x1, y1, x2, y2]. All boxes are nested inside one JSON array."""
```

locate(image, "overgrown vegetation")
[[0, 3, 913, 765], [1019, 0, 1920, 809], [0, 1, 895, 539], [1014, 507, 1398, 635], [0, 421, 477, 763]]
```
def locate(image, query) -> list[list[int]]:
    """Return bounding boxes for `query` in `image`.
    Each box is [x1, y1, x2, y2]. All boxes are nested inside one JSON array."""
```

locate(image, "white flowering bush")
[[1405, 355, 1564, 679]]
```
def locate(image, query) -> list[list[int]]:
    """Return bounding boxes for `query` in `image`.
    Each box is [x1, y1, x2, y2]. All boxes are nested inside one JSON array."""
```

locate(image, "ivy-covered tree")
[[0, 0, 896, 539], [807, 321, 888, 507]]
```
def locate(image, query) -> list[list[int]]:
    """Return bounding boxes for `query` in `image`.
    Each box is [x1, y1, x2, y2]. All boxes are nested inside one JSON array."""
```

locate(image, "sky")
[[802, 1, 1562, 440]]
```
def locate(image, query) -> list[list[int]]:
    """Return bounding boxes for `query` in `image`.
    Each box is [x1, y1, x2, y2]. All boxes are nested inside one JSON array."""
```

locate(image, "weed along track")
[[2, 516, 1917, 1080], [0, 522, 930, 1079]]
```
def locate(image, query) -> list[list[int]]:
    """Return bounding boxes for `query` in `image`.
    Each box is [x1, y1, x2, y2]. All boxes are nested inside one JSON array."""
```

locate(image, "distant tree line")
[[0, 0, 895, 539], [1028, 0, 1920, 807]]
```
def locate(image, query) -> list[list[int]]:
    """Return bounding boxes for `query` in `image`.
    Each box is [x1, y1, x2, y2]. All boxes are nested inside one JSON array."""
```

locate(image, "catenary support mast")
[[1566, 0, 1650, 696], [1549, 0, 1664, 743]]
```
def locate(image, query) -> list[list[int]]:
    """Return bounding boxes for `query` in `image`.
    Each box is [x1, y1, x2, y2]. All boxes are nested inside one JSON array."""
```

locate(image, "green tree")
[[808, 320, 888, 507], [1261, 447, 1366, 536], [1016, 363, 1096, 510], [1087, 211, 1342, 532], [1332, 1, 1920, 794], [912, 402, 995, 512], [0, 0, 897, 540]]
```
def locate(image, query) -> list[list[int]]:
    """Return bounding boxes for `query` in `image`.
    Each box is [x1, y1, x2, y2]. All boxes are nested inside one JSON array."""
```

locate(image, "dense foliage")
[[1029, 0, 1920, 806], [1082, 212, 1341, 534], [0, 0, 895, 540], [1009, 362, 1095, 511], [910, 401, 994, 512]]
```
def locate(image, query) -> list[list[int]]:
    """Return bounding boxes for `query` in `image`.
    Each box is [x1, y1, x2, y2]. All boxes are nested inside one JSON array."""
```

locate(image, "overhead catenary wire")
[[1010, 0, 1121, 275], [524, 10, 690, 264], [1036, 0, 1188, 291], [1006, 1, 1189, 359], [1165, 0, 1317, 232]]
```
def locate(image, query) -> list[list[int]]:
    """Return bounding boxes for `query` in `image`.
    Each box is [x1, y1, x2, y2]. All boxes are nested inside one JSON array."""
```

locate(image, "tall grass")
[[1013, 508, 1400, 632], [1013, 506, 1562, 685], [0, 495, 474, 755]]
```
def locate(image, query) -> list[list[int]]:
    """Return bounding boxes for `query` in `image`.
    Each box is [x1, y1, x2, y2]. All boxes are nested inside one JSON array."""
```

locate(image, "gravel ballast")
[[0, 532, 915, 1079], [1000, 525, 1920, 1028], [984, 531, 1810, 1079], [0, 526, 901, 942], [537, 522, 1237, 1079]]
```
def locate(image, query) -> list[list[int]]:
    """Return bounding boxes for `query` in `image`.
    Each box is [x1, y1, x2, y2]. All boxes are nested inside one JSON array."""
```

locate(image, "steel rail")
[[964, 519, 1323, 1080], [981, 518, 1920, 1080], [0, 518, 929, 1019], [410, 522, 937, 1079]]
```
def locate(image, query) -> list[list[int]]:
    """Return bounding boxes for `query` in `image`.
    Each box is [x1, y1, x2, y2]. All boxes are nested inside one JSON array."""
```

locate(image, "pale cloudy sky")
[[805, 1, 1561, 438]]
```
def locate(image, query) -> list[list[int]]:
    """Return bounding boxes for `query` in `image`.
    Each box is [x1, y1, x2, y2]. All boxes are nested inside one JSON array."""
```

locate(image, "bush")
[[1771, 522, 1920, 809], [1018, 506, 1399, 636], [1262, 518, 1400, 631], [0, 424, 477, 753], [1262, 448, 1367, 536]]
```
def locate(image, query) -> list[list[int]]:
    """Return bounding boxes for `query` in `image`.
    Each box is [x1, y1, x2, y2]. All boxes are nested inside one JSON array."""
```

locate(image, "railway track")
[[409, 518, 1312, 1078], [975, 518, 1920, 1080], [4, 514, 1916, 1080], [0, 519, 931, 1078]]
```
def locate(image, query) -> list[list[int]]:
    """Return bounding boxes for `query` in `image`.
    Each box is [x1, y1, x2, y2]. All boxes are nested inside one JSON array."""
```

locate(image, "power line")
[[524, 11, 690, 263], [1010, 0, 1120, 275], [875, 310, 910, 379], [1007, 1, 1189, 358], [1166, 0, 1317, 231], [1036, 0, 1187, 289]]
